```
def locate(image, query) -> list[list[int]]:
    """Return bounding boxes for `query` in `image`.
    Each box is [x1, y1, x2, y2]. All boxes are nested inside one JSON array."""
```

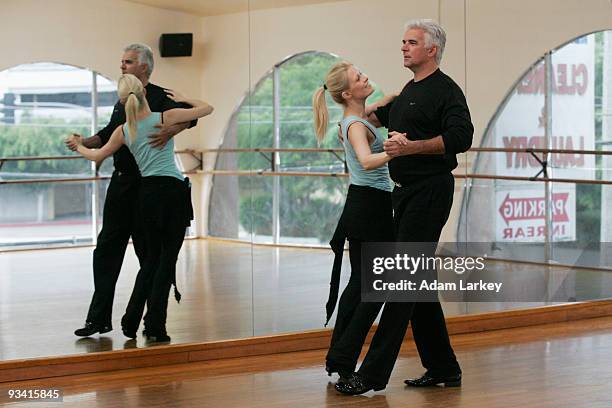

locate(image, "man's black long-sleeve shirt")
[[97, 82, 196, 175], [374, 69, 473, 182]]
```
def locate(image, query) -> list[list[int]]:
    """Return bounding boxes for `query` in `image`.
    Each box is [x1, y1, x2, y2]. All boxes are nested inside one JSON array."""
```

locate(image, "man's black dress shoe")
[[404, 373, 462, 387], [122, 326, 137, 339], [143, 329, 171, 343], [120, 316, 137, 339], [335, 373, 385, 395], [74, 322, 112, 337]]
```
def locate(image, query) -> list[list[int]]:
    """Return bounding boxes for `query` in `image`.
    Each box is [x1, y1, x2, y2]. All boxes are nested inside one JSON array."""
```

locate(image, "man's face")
[[401, 28, 436, 70], [120, 50, 147, 80]]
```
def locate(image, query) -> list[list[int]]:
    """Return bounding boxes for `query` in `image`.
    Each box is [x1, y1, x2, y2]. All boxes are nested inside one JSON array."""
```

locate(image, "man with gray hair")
[[67, 43, 196, 338], [335, 19, 471, 395]]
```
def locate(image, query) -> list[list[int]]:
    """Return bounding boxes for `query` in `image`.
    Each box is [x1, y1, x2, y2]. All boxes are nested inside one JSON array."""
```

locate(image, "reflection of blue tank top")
[[122, 112, 183, 180], [340, 115, 392, 192]]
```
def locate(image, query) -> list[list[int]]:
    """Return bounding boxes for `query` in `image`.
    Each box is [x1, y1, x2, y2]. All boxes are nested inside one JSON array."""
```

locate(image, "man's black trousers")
[[85, 171, 146, 326], [357, 172, 461, 386]]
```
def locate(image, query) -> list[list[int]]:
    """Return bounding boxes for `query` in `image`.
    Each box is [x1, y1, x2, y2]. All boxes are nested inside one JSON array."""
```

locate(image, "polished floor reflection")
[[3, 316, 612, 407], [1, 239, 611, 361]]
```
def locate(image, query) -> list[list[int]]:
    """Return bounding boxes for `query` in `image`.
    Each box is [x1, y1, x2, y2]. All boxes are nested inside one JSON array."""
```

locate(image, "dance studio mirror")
[[2, 0, 612, 367]]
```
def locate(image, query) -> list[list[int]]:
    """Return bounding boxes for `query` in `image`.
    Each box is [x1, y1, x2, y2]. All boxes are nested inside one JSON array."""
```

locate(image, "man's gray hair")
[[124, 43, 154, 78], [404, 19, 446, 65]]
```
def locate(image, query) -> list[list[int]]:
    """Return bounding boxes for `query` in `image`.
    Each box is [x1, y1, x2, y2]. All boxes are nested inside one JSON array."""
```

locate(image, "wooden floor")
[[2, 316, 612, 407], [1, 239, 612, 362]]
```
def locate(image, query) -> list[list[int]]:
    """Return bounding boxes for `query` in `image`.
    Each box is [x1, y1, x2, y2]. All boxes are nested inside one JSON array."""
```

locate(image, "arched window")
[[208, 51, 387, 244], [0, 62, 115, 247], [458, 31, 611, 268]]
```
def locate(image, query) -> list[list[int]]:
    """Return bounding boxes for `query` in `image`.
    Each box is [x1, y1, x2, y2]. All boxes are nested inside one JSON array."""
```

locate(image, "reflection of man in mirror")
[[66, 43, 196, 338], [336, 19, 473, 395]]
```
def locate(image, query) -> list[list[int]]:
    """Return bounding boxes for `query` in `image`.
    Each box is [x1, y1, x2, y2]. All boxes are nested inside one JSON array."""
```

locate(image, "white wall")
[[2, 0, 204, 97]]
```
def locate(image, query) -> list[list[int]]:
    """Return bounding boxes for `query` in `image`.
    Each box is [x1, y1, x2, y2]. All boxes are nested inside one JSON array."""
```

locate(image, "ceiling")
[[125, 0, 346, 17]]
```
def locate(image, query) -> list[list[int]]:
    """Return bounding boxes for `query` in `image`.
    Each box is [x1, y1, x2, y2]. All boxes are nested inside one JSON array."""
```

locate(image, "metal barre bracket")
[[180, 150, 204, 172], [328, 149, 348, 174], [527, 149, 548, 180]]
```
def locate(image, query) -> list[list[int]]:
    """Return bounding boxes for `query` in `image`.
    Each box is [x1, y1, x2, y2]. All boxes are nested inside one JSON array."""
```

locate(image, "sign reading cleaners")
[[493, 36, 595, 242]]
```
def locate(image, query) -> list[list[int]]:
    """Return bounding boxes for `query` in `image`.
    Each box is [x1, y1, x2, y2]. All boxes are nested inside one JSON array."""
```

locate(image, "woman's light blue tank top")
[[122, 112, 183, 180], [341, 115, 392, 192]]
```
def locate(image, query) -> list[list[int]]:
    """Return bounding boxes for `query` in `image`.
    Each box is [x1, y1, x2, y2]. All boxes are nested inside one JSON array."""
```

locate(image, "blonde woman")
[[72, 74, 213, 342], [312, 61, 404, 394]]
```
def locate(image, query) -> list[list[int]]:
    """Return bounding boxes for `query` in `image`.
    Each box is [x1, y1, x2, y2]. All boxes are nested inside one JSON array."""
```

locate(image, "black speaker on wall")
[[159, 33, 193, 57]]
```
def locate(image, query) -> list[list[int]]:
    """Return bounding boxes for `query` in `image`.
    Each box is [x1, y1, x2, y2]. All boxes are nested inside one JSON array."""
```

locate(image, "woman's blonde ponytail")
[[117, 74, 145, 144], [312, 86, 329, 145]]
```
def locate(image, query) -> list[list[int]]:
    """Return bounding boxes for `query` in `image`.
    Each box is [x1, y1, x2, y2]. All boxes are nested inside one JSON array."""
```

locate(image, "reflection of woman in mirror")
[[71, 73, 213, 343], [312, 61, 401, 393]]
